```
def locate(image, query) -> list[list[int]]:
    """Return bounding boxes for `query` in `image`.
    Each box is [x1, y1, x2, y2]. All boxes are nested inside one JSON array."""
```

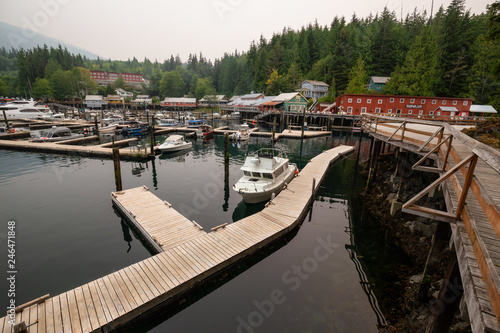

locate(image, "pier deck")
[[0, 145, 354, 333], [111, 186, 206, 253], [361, 115, 500, 332]]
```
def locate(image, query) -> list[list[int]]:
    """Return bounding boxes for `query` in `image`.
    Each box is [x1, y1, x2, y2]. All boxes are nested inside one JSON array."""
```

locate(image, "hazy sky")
[[0, 0, 494, 62]]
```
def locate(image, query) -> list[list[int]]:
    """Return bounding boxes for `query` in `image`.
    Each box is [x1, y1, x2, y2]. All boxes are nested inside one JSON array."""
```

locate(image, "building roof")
[[200, 95, 228, 102], [469, 105, 497, 114], [84, 95, 104, 100], [241, 93, 264, 100], [229, 95, 241, 102], [162, 97, 196, 103], [302, 80, 329, 87], [369, 76, 390, 84], [437, 106, 458, 112], [273, 92, 305, 102]]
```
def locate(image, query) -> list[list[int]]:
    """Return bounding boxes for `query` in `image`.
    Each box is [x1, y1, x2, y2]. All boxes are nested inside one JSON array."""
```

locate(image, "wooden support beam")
[[426, 253, 463, 333]]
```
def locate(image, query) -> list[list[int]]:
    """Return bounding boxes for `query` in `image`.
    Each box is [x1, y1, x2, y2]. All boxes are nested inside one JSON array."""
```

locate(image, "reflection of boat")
[[196, 124, 214, 139], [158, 119, 181, 127], [231, 199, 266, 222], [233, 148, 297, 203], [30, 126, 84, 142], [158, 135, 192, 152], [212, 112, 221, 119], [231, 123, 250, 141]]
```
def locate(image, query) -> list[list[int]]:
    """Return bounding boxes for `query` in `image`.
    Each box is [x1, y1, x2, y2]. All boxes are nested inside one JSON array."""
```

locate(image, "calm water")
[[0, 129, 408, 332]]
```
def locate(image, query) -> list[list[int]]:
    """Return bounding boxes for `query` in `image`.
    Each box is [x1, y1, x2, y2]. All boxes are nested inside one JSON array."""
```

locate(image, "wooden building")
[[160, 97, 197, 110], [336, 94, 473, 118]]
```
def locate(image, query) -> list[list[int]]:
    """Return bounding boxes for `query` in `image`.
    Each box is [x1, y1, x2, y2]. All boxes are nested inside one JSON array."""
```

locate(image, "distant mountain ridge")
[[0, 21, 101, 59]]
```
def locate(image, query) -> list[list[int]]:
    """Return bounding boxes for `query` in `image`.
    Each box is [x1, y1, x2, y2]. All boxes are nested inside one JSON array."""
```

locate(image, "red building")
[[160, 97, 197, 110], [90, 71, 144, 87], [336, 94, 473, 118]]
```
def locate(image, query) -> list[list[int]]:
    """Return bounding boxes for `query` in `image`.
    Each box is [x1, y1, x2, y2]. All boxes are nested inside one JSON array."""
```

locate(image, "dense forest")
[[0, 0, 499, 110]]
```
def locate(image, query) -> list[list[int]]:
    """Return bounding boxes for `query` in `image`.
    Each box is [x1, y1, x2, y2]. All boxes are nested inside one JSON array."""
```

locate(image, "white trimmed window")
[[348, 98, 352, 103], [419, 110, 423, 115], [378, 99, 383, 104], [367, 99, 371, 104], [347, 107, 353, 113], [375, 108, 381, 113], [430, 111, 434, 115], [400, 98, 405, 103], [361, 107, 367, 113], [408, 110, 413, 114], [453, 100, 457, 105], [390, 98, 394, 103], [421, 99, 426, 104], [388, 109, 392, 113], [410, 99, 415, 103], [357, 99, 362, 103], [432, 100, 437, 104], [442, 100, 447, 105], [463, 101, 468, 106]]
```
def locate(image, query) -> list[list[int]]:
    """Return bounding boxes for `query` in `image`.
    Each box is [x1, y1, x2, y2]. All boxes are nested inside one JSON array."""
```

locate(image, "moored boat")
[[158, 119, 181, 127], [30, 126, 85, 142], [158, 135, 192, 152], [231, 123, 251, 141], [196, 124, 214, 139], [233, 148, 297, 203]]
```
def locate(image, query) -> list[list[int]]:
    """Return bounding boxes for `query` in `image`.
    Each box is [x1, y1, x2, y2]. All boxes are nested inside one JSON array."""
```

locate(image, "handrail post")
[[455, 154, 478, 219]]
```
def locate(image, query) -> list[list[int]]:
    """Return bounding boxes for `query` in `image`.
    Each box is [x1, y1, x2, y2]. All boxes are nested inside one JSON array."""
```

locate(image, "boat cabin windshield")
[[244, 170, 274, 179]]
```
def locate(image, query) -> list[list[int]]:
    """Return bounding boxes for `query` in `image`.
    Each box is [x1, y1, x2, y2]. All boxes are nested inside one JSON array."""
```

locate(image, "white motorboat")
[[229, 111, 241, 119], [231, 123, 251, 141], [233, 148, 297, 203], [30, 126, 85, 142], [157, 118, 181, 127], [98, 124, 118, 133], [0, 99, 49, 120], [158, 135, 192, 152]]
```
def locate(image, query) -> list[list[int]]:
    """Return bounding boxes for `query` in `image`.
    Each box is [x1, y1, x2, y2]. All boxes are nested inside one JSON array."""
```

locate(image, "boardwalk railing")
[[360, 114, 500, 329]]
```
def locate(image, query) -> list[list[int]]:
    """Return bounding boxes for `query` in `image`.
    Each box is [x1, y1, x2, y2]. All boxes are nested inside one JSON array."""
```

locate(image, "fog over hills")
[[0, 21, 100, 59]]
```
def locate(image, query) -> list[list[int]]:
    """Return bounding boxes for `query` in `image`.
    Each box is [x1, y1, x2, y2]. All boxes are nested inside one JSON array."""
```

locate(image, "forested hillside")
[[0, 0, 498, 110]]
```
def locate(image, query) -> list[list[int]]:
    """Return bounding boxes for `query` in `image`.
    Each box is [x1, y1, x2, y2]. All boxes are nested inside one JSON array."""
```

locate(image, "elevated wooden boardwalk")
[[0, 145, 354, 333], [361, 115, 500, 332]]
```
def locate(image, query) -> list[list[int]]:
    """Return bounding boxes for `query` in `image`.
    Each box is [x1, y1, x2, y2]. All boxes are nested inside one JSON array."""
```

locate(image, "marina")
[[0, 145, 354, 332]]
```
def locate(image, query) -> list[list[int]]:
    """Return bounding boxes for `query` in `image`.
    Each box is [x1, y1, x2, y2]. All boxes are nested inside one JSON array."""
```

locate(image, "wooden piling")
[[2, 110, 8, 129], [224, 133, 229, 175], [113, 147, 123, 191]]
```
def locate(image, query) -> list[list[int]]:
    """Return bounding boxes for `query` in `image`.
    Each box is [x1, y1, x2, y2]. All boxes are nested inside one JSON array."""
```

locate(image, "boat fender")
[[294, 170, 299, 176]]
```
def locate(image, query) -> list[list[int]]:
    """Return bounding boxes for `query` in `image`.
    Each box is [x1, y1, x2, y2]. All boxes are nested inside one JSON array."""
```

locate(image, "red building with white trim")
[[90, 71, 144, 87], [336, 94, 473, 118]]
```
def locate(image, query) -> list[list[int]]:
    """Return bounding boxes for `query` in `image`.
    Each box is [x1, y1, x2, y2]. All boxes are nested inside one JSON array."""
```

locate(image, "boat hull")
[[158, 143, 192, 153], [236, 164, 297, 204]]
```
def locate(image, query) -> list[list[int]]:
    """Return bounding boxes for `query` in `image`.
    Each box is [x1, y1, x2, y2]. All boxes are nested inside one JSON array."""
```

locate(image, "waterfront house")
[[261, 92, 308, 112], [366, 76, 390, 92], [297, 80, 329, 99], [336, 94, 473, 118], [160, 97, 197, 110], [105, 95, 125, 105], [199, 95, 229, 107], [83, 95, 107, 108]]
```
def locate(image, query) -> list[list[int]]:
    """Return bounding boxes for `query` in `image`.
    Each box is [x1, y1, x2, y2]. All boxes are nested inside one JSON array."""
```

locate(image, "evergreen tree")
[[0, 76, 9, 96], [32, 78, 51, 100], [345, 56, 368, 94], [384, 27, 439, 96], [159, 71, 185, 97]]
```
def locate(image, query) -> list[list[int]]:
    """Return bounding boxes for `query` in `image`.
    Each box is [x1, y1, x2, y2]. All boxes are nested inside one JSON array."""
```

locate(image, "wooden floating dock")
[[111, 186, 207, 253], [0, 145, 354, 333]]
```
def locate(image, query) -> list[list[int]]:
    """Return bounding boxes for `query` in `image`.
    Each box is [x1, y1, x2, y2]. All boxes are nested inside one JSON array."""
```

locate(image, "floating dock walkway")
[[0, 145, 354, 333]]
